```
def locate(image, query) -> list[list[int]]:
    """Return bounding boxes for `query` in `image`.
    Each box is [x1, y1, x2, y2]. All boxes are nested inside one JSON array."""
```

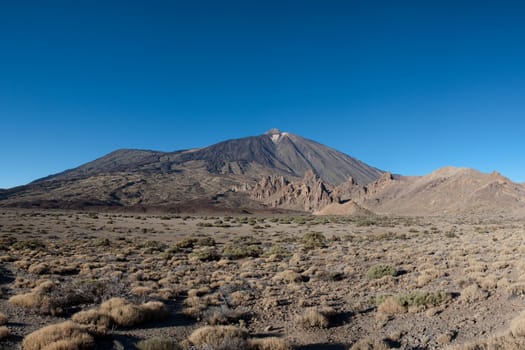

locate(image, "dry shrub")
[[0, 312, 7, 325], [296, 308, 329, 328], [459, 284, 488, 303], [8, 280, 88, 316], [184, 295, 207, 308], [350, 337, 391, 350], [28, 262, 50, 275], [50, 263, 79, 275], [183, 294, 211, 319], [141, 301, 170, 322], [203, 305, 248, 326], [0, 326, 8, 340], [98, 298, 169, 327], [369, 275, 396, 289], [302, 232, 327, 249], [477, 275, 498, 290], [152, 288, 176, 301], [188, 325, 248, 350], [22, 321, 94, 350], [273, 270, 303, 283], [99, 298, 143, 327], [417, 268, 443, 287], [188, 286, 211, 297], [131, 286, 154, 297], [203, 308, 229, 326], [366, 265, 397, 280], [377, 297, 406, 315], [12, 277, 34, 289], [9, 290, 60, 315], [436, 332, 453, 345], [229, 290, 252, 306], [71, 309, 112, 332], [136, 336, 181, 350], [249, 337, 292, 350]]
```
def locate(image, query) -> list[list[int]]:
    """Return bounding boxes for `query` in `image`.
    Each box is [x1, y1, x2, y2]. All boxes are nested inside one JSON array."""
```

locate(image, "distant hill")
[[353, 167, 525, 216]]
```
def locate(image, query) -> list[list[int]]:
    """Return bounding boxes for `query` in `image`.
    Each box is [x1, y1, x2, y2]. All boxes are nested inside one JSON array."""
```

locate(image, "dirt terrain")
[[1, 209, 525, 349]]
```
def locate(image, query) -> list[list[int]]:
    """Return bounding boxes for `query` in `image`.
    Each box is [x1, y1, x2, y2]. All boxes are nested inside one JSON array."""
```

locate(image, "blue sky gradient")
[[2, 1, 525, 188]]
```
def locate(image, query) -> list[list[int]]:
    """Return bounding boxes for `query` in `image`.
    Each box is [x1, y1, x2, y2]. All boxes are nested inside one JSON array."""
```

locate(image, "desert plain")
[[0, 209, 525, 349]]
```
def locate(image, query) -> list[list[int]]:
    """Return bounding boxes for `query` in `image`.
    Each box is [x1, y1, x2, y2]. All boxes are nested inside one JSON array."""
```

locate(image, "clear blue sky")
[[2, 0, 525, 188]]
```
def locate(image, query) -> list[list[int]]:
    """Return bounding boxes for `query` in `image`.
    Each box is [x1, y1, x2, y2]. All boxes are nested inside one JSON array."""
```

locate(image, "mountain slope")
[[1, 129, 383, 211], [354, 167, 525, 216], [34, 129, 382, 186]]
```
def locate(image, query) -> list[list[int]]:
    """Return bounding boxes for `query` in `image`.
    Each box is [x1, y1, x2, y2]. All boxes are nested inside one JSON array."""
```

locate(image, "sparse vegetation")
[[187, 325, 248, 349], [1, 209, 524, 349], [222, 243, 262, 259], [296, 308, 330, 328], [302, 232, 327, 249], [136, 336, 181, 350], [367, 264, 397, 279], [22, 321, 94, 350], [375, 291, 452, 314]]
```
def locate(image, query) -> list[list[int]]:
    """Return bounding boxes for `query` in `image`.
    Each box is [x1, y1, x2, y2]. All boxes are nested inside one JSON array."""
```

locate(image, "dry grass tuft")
[[249, 337, 292, 350], [71, 309, 112, 331], [229, 290, 252, 306], [0, 312, 7, 326], [22, 321, 94, 350], [297, 308, 330, 328], [136, 336, 181, 350], [140, 301, 170, 322], [377, 297, 406, 315], [97, 298, 169, 327], [273, 270, 303, 283], [0, 326, 9, 340], [188, 325, 248, 350], [459, 284, 488, 303], [9, 290, 60, 316], [99, 297, 144, 327], [367, 265, 397, 279], [350, 337, 391, 350]]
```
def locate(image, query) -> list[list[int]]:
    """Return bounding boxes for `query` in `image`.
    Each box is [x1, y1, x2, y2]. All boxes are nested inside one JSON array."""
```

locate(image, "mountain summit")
[[0, 130, 383, 212]]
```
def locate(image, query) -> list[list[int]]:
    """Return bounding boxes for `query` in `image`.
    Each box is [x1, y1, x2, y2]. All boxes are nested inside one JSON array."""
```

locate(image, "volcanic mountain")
[[0, 129, 383, 212]]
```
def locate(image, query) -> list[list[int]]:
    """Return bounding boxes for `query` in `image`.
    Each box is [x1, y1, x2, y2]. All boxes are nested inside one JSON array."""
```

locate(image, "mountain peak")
[[264, 128, 284, 135]]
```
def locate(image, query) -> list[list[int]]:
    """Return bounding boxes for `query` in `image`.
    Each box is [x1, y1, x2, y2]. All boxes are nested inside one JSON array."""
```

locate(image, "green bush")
[[175, 238, 198, 249], [190, 248, 221, 262], [141, 240, 167, 253], [264, 245, 290, 259], [397, 291, 452, 308], [12, 239, 45, 251], [197, 236, 216, 246], [366, 264, 397, 279], [302, 232, 327, 250], [222, 244, 262, 259]]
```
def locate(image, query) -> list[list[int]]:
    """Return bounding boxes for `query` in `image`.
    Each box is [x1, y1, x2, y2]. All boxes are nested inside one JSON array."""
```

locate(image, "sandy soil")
[[1, 209, 525, 349]]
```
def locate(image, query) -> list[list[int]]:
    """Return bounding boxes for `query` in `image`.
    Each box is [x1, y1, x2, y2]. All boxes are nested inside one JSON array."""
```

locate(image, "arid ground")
[[1, 209, 525, 349]]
